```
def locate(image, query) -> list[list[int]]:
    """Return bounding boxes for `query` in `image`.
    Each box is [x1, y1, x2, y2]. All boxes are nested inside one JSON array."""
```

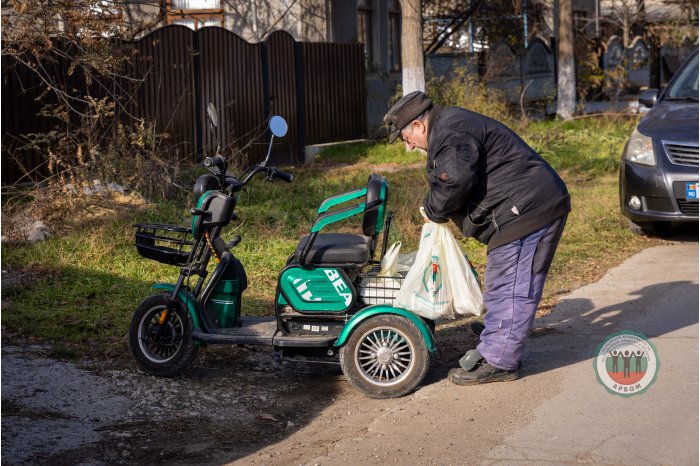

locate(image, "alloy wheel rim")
[[354, 326, 414, 386]]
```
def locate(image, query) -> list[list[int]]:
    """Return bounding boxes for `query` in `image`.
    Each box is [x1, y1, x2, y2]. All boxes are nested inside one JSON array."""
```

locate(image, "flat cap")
[[383, 91, 432, 143]]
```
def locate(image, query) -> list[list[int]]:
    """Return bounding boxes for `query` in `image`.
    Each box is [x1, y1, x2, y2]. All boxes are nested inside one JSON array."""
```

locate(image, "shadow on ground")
[[1, 261, 343, 466]]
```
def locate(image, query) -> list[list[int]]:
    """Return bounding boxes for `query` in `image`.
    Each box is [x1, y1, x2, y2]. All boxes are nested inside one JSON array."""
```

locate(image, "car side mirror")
[[639, 89, 659, 108]]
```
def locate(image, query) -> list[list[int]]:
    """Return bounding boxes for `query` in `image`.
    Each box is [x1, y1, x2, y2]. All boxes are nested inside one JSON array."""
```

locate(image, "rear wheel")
[[129, 295, 197, 377], [340, 315, 430, 399]]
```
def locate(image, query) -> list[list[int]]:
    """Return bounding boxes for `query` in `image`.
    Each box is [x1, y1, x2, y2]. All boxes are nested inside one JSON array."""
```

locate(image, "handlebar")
[[203, 155, 226, 169], [239, 165, 294, 186], [270, 169, 294, 183]]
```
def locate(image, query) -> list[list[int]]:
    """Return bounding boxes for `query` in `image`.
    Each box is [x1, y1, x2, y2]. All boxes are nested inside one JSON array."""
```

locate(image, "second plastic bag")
[[358, 241, 402, 305], [395, 222, 483, 320]]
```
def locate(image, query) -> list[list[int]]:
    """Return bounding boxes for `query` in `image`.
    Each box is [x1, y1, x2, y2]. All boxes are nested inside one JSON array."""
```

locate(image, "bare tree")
[[601, 0, 646, 47], [225, 0, 329, 42], [422, 0, 547, 53], [400, 0, 424, 94], [557, 0, 575, 119], [2, 1, 175, 195]]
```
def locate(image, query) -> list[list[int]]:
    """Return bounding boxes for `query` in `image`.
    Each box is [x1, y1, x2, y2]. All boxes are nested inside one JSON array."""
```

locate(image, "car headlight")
[[624, 128, 655, 166]]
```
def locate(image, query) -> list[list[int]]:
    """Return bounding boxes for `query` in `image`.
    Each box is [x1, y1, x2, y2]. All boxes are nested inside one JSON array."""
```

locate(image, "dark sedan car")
[[619, 51, 699, 235]]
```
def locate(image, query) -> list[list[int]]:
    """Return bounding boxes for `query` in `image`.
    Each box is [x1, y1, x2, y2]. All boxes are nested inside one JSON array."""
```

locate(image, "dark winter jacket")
[[423, 105, 570, 251]]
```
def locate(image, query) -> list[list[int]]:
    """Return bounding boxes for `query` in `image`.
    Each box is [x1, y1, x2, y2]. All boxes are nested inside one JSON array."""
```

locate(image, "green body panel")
[[207, 279, 240, 327], [317, 188, 366, 214], [334, 305, 436, 352], [279, 267, 354, 312], [311, 203, 366, 233], [152, 283, 201, 330], [277, 293, 288, 305]]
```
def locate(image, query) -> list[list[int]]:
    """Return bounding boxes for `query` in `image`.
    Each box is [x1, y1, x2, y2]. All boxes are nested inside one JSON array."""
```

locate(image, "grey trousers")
[[476, 215, 567, 370]]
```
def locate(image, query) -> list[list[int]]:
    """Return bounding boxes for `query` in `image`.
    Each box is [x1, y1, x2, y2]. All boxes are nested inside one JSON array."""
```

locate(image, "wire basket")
[[134, 223, 194, 267], [356, 274, 405, 306]]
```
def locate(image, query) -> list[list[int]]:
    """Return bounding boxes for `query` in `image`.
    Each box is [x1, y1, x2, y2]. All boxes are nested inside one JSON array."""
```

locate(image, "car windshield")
[[665, 53, 699, 101]]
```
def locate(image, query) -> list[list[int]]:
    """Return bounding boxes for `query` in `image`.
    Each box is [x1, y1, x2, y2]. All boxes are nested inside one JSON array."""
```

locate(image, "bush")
[[22, 97, 179, 201], [426, 67, 512, 124]]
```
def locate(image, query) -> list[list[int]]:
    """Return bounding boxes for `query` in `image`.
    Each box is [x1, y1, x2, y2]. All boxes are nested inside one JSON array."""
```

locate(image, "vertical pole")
[[551, 36, 558, 100], [260, 40, 271, 165], [595, 0, 600, 37], [523, 0, 528, 48], [468, 0, 474, 53], [556, 0, 576, 119], [261, 41, 271, 122], [193, 30, 203, 162], [294, 41, 306, 165]]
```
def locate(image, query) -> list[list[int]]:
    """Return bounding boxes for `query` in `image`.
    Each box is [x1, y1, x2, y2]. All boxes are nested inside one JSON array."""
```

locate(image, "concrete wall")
[[366, 73, 401, 139]]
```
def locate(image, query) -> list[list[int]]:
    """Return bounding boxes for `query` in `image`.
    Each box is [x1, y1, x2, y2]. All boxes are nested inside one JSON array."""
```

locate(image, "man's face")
[[400, 120, 428, 151]]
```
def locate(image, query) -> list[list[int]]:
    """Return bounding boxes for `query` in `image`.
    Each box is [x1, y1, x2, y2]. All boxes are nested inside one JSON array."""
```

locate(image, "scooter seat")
[[294, 233, 371, 266]]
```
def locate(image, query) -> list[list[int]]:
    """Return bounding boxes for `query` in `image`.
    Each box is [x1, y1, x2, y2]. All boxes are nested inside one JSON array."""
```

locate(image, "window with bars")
[[166, 0, 222, 30]]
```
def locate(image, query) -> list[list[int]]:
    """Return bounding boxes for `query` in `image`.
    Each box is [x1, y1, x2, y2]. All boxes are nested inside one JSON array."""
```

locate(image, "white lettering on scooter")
[[293, 278, 321, 302], [324, 269, 352, 307]]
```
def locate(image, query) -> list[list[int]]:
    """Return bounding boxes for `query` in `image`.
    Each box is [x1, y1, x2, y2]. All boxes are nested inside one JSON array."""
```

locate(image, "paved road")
[[236, 241, 699, 465]]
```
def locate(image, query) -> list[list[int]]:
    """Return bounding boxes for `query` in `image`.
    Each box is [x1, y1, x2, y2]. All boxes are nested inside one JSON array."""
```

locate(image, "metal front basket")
[[356, 273, 405, 306], [134, 223, 194, 267]]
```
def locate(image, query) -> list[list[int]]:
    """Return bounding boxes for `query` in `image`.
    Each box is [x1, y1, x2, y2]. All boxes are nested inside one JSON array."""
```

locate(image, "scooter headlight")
[[624, 128, 655, 167]]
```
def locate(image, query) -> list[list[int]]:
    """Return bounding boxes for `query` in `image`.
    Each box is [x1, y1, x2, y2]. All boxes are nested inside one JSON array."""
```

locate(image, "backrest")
[[191, 191, 236, 240], [362, 173, 389, 236]]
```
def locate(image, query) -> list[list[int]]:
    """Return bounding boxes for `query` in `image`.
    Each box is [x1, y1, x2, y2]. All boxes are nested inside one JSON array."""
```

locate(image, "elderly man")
[[384, 91, 570, 385]]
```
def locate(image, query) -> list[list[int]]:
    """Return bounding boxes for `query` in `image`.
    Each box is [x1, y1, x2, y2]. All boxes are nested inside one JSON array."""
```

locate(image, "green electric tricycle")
[[129, 111, 435, 398]]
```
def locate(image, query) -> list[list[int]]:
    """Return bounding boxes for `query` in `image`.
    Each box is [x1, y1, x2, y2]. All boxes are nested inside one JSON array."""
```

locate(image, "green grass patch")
[[311, 140, 424, 165], [1, 115, 657, 354], [523, 115, 638, 177]]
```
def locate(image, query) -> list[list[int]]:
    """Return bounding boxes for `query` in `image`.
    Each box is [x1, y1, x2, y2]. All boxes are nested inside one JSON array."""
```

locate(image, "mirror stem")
[[263, 135, 275, 167]]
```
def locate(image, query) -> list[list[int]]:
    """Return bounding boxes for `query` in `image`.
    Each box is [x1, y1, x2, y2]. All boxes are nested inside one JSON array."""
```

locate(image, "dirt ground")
[[1, 320, 481, 466]]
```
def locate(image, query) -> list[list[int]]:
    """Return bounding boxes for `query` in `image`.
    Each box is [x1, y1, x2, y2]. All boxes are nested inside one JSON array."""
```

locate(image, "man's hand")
[[419, 206, 430, 223]]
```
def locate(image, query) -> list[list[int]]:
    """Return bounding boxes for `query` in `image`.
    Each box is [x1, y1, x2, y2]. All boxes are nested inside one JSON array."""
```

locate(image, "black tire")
[[339, 315, 430, 399], [129, 295, 198, 377]]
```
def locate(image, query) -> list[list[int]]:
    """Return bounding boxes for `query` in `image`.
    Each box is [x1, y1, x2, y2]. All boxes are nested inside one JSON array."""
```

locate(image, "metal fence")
[[1, 26, 367, 184]]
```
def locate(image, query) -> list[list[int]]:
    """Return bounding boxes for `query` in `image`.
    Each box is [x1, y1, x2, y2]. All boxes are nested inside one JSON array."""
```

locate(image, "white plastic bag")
[[395, 222, 483, 320], [358, 276, 403, 305], [378, 241, 401, 277], [359, 241, 402, 305]]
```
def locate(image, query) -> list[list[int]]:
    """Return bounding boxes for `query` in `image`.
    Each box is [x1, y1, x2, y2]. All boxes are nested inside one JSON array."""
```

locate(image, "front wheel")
[[129, 295, 198, 377], [340, 315, 430, 399]]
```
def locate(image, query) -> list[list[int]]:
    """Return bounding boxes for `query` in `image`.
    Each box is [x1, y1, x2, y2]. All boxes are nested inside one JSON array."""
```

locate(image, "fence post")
[[193, 31, 203, 162], [649, 35, 660, 89], [294, 41, 305, 165], [260, 41, 271, 125], [550, 36, 558, 100]]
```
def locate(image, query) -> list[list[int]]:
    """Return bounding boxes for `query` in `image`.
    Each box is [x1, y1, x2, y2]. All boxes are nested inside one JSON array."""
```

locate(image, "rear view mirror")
[[207, 103, 219, 128], [269, 115, 288, 137], [639, 89, 659, 108]]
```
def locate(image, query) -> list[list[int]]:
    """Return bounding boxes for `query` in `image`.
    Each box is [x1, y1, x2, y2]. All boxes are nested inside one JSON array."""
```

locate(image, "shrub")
[[426, 66, 512, 124]]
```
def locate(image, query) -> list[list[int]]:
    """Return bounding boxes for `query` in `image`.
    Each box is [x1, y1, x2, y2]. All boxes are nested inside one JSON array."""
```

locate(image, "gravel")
[[1, 342, 343, 465]]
